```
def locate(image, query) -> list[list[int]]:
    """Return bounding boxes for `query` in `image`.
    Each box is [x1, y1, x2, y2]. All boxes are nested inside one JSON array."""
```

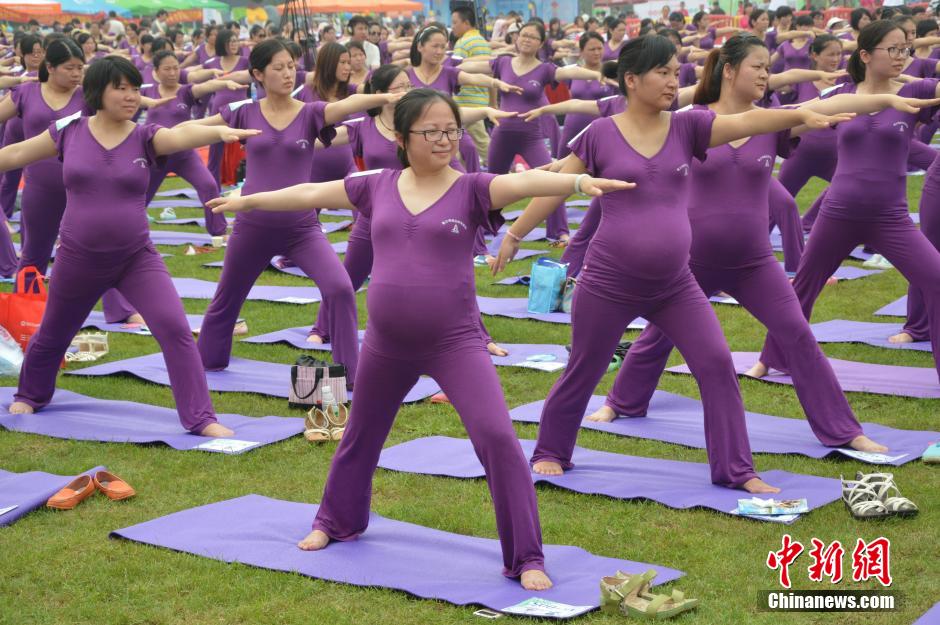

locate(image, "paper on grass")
[[195, 439, 262, 454], [275, 297, 318, 305], [501, 598, 593, 618]]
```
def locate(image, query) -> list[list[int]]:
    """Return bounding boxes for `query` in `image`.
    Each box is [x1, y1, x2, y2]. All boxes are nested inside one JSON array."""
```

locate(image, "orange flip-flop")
[[46, 475, 96, 510], [92, 471, 136, 501], [430, 393, 451, 404]]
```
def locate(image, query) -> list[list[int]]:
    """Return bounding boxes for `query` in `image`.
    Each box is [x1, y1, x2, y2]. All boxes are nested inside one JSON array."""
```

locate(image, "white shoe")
[[863, 254, 893, 270]]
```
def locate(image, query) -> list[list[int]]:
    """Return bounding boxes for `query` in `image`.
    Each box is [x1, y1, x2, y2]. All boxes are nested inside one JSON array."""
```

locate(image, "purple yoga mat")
[[875, 296, 907, 317], [67, 352, 440, 403], [668, 352, 940, 399], [913, 602, 940, 625], [0, 465, 105, 527], [509, 391, 937, 466], [848, 247, 874, 262], [477, 296, 650, 329], [242, 327, 570, 370], [0, 388, 303, 452], [149, 199, 205, 209], [170, 277, 322, 304], [812, 320, 932, 353], [110, 493, 684, 616], [82, 310, 204, 335], [501, 208, 587, 224], [150, 230, 214, 246], [157, 216, 235, 226], [156, 187, 199, 199], [379, 436, 841, 521]]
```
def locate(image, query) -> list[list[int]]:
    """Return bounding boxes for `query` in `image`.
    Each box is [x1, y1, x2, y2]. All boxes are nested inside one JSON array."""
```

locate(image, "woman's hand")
[[219, 127, 261, 143], [521, 106, 547, 122], [484, 107, 518, 126], [818, 69, 847, 84], [494, 78, 524, 94], [580, 176, 635, 196], [491, 233, 521, 276], [207, 194, 250, 214], [887, 95, 940, 114], [219, 79, 245, 91], [798, 109, 855, 129]]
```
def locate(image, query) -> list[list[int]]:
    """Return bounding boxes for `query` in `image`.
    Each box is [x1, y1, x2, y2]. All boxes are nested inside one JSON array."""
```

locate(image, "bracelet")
[[505, 230, 523, 242], [574, 173, 589, 194]]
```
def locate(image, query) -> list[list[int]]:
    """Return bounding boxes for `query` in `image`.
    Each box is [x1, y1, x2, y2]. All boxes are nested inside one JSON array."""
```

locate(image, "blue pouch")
[[527, 258, 569, 313]]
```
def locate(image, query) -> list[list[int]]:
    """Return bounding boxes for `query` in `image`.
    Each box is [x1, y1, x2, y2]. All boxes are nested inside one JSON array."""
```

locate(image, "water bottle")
[[321, 385, 337, 418], [249, 82, 258, 102]]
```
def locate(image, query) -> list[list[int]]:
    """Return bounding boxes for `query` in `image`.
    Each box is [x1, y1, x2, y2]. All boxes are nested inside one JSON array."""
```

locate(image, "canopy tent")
[[58, 0, 130, 16], [279, 0, 422, 14], [0, 0, 61, 15]]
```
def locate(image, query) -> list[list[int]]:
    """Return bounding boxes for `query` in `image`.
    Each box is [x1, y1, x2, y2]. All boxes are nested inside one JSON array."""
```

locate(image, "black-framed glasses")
[[410, 128, 465, 142], [873, 46, 911, 59]]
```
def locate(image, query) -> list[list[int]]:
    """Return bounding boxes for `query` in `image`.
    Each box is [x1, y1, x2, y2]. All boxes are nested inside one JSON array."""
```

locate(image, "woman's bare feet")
[[532, 461, 564, 476], [521, 569, 553, 591], [8, 401, 33, 414], [849, 435, 888, 453], [743, 361, 769, 379], [888, 332, 914, 344], [306, 334, 325, 344], [126, 313, 145, 325], [586, 405, 617, 422], [487, 342, 509, 357], [199, 422, 234, 438], [741, 477, 781, 494], [297, 529, 330, 551]]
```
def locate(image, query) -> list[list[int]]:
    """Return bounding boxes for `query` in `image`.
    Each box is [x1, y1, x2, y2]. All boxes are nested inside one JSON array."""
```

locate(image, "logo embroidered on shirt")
[[442, 218, 467, 234], [296, 139, 310, 149], [132, 158, 149, 169], [893, 121, 909, 132], [675, 164, 690, 176], [176, 102, 189, 110], [757, 155, 773, 168]]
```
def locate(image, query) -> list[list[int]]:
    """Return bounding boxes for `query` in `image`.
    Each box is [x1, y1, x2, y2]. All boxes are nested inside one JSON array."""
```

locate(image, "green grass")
[[0, 175, 936, 625]]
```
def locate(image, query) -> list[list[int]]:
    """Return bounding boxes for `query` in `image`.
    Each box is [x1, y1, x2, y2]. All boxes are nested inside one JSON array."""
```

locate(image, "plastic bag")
[[0, 323, 24, 376], [527, 258, 568, 313]]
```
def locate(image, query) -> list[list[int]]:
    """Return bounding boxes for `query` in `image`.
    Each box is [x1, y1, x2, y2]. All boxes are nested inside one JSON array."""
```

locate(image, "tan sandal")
[[303, 408, 331, 442], [325, 403, 349, 441]]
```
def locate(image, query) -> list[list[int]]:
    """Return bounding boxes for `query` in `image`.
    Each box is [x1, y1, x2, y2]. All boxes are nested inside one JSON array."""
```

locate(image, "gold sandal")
[[303, 407, 331, 442], [325, 403, 349, 441]]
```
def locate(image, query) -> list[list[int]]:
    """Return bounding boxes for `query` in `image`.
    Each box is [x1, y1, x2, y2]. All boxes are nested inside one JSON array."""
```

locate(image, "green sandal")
[[599, 570, 657, 615], [624, 588, 699, 619]]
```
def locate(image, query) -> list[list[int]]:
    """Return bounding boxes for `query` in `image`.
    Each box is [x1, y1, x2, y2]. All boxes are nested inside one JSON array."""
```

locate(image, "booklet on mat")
[[515, 360, 566, 372], [836, 449, 909, 464], [275, 296, 318, 305], [737, 498, 809, 516], [0, 505, 18, 518], [195, 439, 262, 454], [501, 598, 593, 618], [728, 509, 801, 524]]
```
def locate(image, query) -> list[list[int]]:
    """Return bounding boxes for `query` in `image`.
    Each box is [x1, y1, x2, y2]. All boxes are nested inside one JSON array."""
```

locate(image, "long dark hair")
[[215, 28, 238, 58], [847, 20, 903, 83], [39, 38, 84, 83], [393, 88, 460, 167], [810, 34, 842, 69], [851, 7, 873, 31], [365, 64, 405, 116], [693, 34, 766, 105], [310, 42, 349, 101], [409, 26, 446, 67]]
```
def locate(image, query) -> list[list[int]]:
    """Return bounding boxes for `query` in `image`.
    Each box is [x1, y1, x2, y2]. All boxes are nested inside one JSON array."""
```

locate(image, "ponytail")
[[848, 20, 904, 83], [693, 33, 766, 105], [693, 48, 722, 104]]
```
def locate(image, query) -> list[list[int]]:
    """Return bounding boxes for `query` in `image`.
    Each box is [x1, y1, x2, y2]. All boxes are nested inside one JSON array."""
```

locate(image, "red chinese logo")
[[851, 537, 892, 586], [807, 538, 845, 584], [767, 534, 805, 589]]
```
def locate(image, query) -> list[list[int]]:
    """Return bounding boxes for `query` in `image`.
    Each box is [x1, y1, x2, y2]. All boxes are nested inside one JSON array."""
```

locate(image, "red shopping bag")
[[0, 267, 48, 351]]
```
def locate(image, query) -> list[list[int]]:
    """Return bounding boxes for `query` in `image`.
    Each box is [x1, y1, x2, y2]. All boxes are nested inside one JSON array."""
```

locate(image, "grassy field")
[[0, 175, 936, 625]]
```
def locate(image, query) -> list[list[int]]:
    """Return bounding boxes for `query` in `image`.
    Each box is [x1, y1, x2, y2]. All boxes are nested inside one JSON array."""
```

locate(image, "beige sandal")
[[303, 408, 331, 442], [325, 403, 349, 441]]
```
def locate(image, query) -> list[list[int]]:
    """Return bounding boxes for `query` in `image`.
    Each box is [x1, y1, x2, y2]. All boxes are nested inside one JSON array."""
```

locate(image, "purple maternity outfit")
[[312, 168, 545, 578], [533, 109, 761, 488], [141, 82, 226, 235], [196, 100, 358, 380], [760, 79, 940, 380], [14, 115, 218, 432]]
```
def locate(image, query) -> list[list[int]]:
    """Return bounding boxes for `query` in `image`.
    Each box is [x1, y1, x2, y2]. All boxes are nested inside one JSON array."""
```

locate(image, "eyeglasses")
[[369, 31, 381, 37], [873, 46, 911, 59], [410, 128, 465, 142], [518, 33, 542, 41], [389, 84, 413, 93]]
